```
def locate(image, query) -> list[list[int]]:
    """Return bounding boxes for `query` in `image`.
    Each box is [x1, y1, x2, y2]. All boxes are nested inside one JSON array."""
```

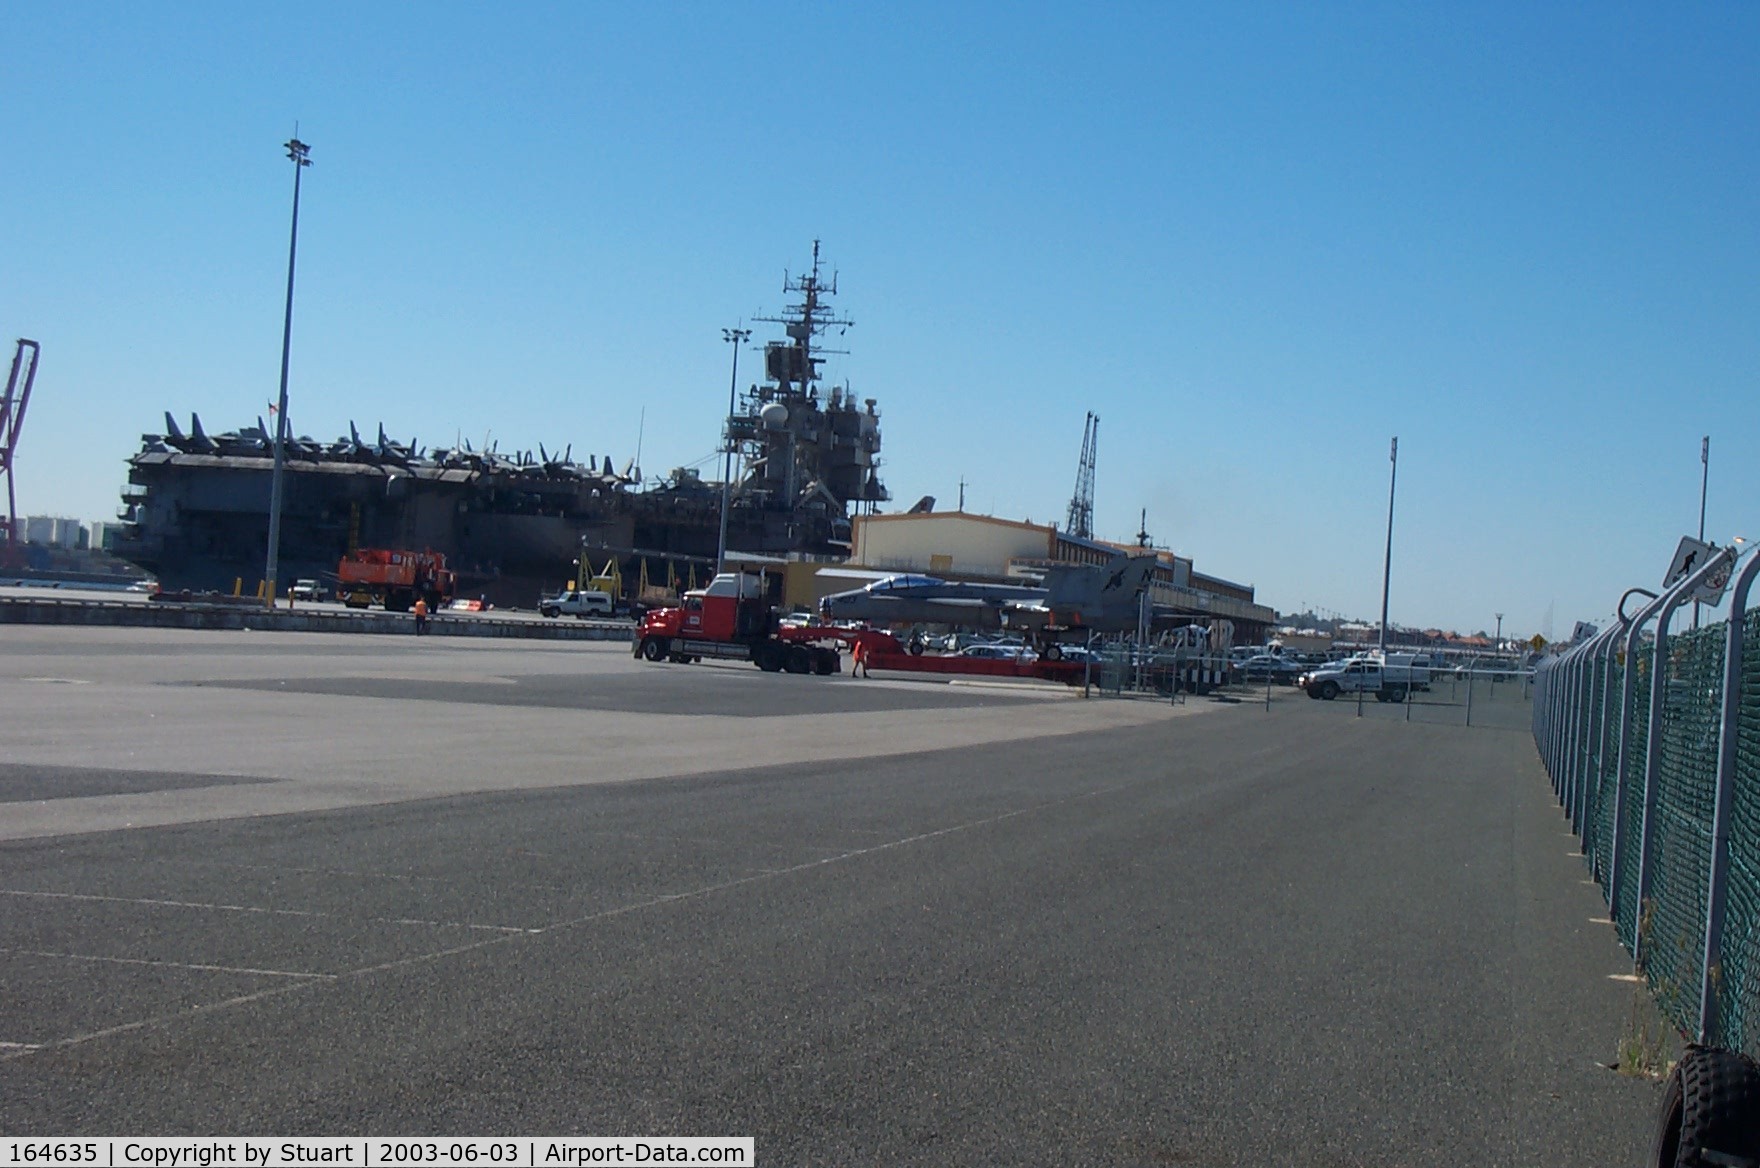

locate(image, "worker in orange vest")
[[413, 596, 429, 635]]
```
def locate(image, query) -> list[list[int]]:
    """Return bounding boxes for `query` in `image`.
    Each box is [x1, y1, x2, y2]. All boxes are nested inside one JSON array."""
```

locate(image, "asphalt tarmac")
[[0, 627, 1658, 1163]]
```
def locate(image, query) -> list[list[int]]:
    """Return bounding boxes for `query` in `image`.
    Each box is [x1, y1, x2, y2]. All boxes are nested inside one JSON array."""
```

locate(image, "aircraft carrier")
[[114, 245, 888, 603]]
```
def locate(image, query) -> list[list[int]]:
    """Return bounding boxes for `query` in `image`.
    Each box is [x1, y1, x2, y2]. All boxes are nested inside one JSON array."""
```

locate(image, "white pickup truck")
[[539, 589, 615, 619], [1300, 657, 1430, 703]]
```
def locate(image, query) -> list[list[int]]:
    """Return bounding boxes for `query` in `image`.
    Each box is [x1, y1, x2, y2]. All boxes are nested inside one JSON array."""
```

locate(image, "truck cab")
[[635, 572, 841, 674]]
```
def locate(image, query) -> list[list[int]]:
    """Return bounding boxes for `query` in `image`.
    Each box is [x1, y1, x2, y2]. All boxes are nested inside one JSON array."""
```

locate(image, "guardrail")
[[1532, 545, 1760, 1055], [0, 595, 635, 642]]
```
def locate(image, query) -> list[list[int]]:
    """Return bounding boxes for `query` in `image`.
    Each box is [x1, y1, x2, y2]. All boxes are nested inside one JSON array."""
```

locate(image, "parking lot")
[[1, 626, 1651, 1161]]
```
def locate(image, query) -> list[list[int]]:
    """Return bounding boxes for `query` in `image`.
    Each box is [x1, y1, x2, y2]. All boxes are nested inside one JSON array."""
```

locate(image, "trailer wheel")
[[640, 637, 667, 662], [1650, 1045, 1760, 1168], [811, 648, 838, 676], [784, 645, 813, 674], [754, 642, 785, 672]]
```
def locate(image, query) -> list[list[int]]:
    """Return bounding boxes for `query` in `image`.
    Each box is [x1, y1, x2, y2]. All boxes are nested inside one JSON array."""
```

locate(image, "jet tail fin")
[[1042, 554, 1158, 618]]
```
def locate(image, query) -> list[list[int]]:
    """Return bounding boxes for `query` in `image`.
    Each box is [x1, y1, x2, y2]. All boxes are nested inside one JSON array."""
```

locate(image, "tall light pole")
[[1377, 436, 1397, 657], [1495, 612, 1503, 649], [1696, 435, 1710, 630], [264, 134, 311, 606], [715, 327, 751, 574]]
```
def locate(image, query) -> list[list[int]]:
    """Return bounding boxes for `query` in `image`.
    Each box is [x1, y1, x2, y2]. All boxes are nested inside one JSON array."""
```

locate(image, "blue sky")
[[3, 3, 1756, 638]]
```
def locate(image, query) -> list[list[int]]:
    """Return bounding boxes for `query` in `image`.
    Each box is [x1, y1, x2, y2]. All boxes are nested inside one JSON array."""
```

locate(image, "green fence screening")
[[1718, 607, 1760, 1056], [1535, 595, 1760, 1057], [1641, 624, 1726, 1028], [1613, 657, 1652, 952]]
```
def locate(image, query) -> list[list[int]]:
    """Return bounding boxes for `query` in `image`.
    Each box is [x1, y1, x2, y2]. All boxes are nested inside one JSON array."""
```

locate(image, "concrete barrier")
[[0, 597, 635, 642]]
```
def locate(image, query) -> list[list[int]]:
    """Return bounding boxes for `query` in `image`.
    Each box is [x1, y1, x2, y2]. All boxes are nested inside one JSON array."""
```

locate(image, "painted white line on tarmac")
[[0, 889, 534, 934], [170, 858, 566, 890], [1, 775, 1151, 1062], [0, 947, 335, 980]]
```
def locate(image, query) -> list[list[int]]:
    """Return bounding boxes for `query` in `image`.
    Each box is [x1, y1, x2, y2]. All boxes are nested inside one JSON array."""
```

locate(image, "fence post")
[[1610, 590, 1676, 934], [1566, 644, 1587, 824], [1699, 552, 1758, 1046], [1633, 548, 1738, 969], [1466, 655, 1477, 729], [1579, 625, 1619, 861]]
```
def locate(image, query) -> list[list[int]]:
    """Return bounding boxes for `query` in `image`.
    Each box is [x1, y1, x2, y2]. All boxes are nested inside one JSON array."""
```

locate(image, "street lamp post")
[[715, 327, 751, 575], [1377, 436, 1398, 658], [1495, 612, 1504, 650], [264, 135, 311, 607], [1696, 436, 1710, 631]]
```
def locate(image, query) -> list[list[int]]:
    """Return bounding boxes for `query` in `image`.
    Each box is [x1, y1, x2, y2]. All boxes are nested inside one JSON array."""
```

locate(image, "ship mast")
[[750, 240, 853, 509], [754, 240, 851, 396]]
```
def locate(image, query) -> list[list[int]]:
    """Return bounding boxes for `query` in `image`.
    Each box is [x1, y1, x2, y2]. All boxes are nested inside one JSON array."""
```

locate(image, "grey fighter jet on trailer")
[[819, 554, 1160, 640], [1000, 553, 1160, 635], [818, 572, 1046, 629]]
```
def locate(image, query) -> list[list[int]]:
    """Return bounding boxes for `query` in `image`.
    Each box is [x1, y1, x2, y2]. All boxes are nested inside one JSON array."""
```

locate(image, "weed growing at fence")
[[1616, 985, 1675, 1079]]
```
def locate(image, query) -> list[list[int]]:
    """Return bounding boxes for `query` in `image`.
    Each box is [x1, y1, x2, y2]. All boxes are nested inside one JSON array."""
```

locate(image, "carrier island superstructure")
[[113, 245, 889, 602]]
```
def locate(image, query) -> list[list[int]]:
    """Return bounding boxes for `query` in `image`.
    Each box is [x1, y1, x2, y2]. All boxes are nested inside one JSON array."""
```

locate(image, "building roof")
[[857, 511, 1055, 536]]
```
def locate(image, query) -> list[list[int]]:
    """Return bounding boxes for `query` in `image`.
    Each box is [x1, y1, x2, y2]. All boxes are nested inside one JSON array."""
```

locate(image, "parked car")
[[289, 578, 323, 602], [1453, 657, 1517, 682], [957, 643, 1034, 660], [1236, 654, 1304, 684]]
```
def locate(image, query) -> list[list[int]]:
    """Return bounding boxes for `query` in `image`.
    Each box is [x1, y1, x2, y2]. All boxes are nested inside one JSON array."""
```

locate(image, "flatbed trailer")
[[634, 573, 1087, 684], [852, 630, 1087, 685]]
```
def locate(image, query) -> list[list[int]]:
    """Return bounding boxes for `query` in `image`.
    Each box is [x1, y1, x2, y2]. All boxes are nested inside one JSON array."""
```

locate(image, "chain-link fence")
[[1533, 545, 1760, 1055]]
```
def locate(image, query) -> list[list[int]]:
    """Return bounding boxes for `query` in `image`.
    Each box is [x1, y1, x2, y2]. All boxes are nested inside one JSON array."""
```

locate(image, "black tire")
[[1042, 643, 1063, 662], [811, 648, 838, 676], [1319, 681, 1340, 701], [639, 637, 667, 662], [785, 645, 812, 674], [541, 608, 557, 618], [1650, 1045, 1760, 1168], [1375, 690, 1390, 703], [907, 638, 925, 657], [755, 642, 785, 672], [1307, 687, 1323, 700]]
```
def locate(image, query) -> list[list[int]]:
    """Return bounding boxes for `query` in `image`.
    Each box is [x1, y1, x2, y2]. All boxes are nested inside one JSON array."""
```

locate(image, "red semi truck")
[[634, 572, 847, 674]]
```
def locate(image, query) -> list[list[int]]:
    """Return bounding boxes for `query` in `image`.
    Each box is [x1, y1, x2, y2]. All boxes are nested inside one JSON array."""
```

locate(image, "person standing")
[[413, 596, 429, 635]]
